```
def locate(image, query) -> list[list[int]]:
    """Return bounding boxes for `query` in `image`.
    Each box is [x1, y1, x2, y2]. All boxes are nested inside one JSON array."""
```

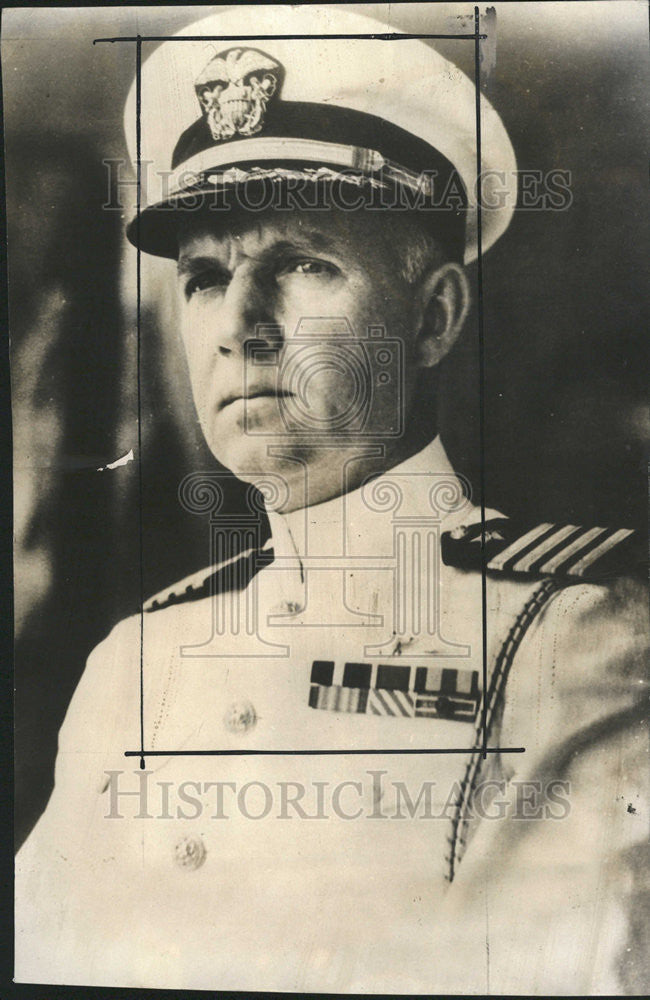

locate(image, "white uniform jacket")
[[15, 438, 649, 994]]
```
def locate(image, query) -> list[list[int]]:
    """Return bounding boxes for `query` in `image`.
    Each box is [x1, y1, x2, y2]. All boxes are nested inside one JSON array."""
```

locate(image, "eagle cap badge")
[[194, 47, 283, 141]]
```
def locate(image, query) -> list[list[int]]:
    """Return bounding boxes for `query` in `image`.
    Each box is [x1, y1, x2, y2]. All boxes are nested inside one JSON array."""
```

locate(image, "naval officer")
[[15, 6, 648, 994]]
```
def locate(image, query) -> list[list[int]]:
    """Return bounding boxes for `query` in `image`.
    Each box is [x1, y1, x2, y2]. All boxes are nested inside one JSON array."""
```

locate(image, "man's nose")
[[213, 268, 277, 357]]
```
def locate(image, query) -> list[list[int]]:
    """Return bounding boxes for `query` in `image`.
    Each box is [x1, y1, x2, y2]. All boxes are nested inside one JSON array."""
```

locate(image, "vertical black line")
[[474, 7, 488, 760], [135, 35, 145, 770]]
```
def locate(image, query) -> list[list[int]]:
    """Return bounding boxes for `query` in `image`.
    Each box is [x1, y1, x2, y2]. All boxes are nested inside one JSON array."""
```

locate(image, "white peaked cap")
[[124, 5, 517, 263]]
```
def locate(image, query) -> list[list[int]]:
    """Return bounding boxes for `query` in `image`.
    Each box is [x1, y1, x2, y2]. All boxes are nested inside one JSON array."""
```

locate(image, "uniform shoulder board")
[[441, 517, 645, 581], [144, 545, 274, 613]]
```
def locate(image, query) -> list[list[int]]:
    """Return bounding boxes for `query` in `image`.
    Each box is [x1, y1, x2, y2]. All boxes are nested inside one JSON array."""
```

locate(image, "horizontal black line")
[[125, 747, 525, 757], [94, 33, 486, 44]]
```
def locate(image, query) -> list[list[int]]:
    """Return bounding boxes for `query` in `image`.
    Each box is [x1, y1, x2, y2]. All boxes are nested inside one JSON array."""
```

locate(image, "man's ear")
[[414, 262, 470, 369]]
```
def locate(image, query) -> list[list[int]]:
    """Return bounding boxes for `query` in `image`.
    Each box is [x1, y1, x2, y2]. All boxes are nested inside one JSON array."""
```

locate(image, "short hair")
[[386, 208, 467, 285], [394, 222, 448, 286]]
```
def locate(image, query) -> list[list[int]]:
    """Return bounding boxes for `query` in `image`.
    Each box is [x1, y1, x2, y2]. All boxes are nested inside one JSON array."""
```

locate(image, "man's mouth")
[[218, 389, 294, 411]]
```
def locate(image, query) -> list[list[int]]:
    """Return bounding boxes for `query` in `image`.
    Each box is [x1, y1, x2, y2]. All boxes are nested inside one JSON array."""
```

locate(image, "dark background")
[[5, 2, 649, 848]]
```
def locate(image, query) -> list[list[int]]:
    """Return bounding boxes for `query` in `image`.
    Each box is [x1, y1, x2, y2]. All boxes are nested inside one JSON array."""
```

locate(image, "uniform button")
[[174, 835, 207, 871], [224, 698, 257, 734]]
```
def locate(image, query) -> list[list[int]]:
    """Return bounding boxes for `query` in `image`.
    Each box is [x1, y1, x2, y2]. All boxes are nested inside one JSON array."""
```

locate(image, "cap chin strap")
[[162, 136, 439, 200], [209, 165, 389, 191]]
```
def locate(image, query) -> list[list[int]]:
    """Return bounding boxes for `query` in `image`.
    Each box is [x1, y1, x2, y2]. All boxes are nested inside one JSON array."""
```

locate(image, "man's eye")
[[183, 270, 229, 298], [279, 259, 339, 279]]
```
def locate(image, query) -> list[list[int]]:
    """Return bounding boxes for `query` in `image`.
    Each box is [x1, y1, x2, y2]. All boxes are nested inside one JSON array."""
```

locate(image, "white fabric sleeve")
[[443, 577, 649, 995]]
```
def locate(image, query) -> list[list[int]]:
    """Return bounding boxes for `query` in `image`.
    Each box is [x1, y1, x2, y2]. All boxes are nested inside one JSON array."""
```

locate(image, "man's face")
[[177, 206, 424, 505]]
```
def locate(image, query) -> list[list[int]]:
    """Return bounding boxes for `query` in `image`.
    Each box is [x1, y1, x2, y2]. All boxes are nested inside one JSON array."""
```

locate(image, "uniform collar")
[[266, 436, 472, 564]]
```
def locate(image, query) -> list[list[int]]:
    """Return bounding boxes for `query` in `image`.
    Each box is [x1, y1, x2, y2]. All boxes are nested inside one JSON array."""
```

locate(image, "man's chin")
[[208, 435, 308, 487]]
